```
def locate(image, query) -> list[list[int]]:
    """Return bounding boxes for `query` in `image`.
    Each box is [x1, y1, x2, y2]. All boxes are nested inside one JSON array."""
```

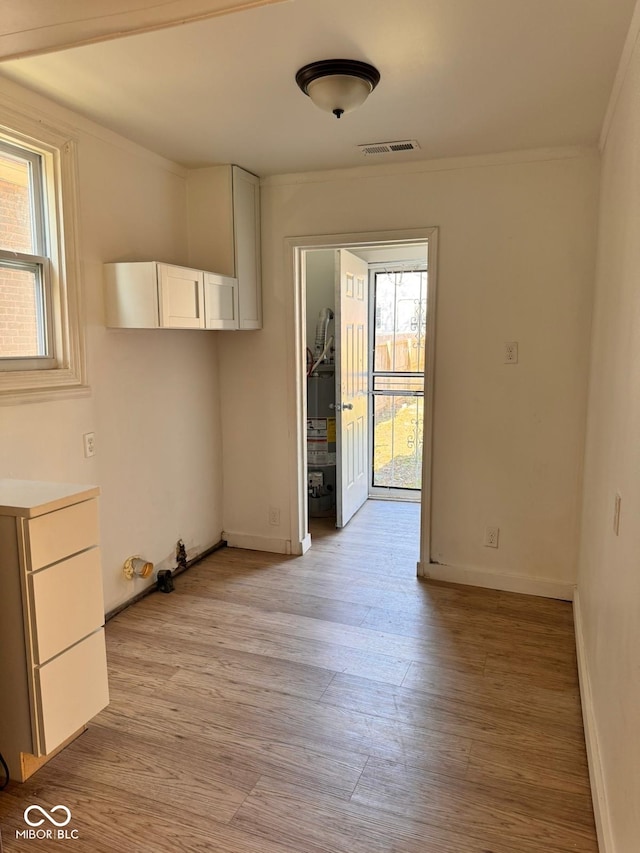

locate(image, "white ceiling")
[[0, 0, 635, 177]]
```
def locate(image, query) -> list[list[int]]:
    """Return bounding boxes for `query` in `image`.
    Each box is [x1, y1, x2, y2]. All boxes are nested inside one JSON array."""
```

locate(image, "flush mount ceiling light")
[[295, 59, 380, 119]]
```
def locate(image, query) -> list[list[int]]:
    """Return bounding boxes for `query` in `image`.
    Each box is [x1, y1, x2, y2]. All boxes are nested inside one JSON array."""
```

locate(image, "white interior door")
[[335, 249, 369, 528]]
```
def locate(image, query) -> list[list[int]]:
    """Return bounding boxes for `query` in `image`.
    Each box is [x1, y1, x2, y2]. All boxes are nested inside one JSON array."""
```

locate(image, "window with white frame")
[[0, 108, 85, 401], [0, 140, 53, 368]]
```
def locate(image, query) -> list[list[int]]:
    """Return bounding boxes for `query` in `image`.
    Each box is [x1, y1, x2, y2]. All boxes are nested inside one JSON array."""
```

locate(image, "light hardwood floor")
[[0, 500, 596, 852]]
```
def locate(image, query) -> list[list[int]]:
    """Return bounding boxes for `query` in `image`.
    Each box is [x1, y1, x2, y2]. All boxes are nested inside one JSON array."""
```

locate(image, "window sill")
[[0, 366, 89, 405]]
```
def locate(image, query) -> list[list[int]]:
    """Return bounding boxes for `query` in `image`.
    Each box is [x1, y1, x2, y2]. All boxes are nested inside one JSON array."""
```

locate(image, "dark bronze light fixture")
[[295, 59, 380, 119]]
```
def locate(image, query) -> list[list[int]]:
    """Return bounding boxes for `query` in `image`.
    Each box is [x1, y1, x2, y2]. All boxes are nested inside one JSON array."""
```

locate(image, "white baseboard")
[[224, 531, 294, 555], [574, 590, 614, 853], [417, 561, 575, 600]]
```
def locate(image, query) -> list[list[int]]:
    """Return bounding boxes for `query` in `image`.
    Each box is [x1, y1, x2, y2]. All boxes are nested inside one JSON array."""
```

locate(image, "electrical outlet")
[[484, 526, 499, 548], [504, 342, 518, 364], [268, 506, 280, 526], [83, 432, 95, 458], [613, 492, 621, 536]]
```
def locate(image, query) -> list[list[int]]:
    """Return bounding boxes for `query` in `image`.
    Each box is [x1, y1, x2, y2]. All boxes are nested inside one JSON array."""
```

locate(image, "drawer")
[[29, 548, 105, 665], [26, 499, 99, 571], [35, 629, 109, 756]]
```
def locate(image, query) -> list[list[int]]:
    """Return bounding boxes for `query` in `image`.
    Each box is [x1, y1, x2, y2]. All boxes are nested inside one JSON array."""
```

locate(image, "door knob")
[[342, 403, 353, 410]]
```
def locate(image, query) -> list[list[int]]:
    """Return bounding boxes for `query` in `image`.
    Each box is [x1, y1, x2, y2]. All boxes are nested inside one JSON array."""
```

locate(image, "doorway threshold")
[[368, 491, 421, 503]]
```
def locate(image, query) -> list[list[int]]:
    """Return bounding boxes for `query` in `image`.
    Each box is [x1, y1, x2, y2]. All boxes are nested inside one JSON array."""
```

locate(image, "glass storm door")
[[370, 268, 427, 497]]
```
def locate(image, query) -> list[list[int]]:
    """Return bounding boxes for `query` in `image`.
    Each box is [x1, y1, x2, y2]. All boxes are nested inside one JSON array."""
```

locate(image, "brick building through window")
[[0, 154, 42, 358]]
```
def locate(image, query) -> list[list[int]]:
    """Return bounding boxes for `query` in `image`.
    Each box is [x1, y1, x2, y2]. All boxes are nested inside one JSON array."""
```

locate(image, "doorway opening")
[[290, 229, 436, 572]]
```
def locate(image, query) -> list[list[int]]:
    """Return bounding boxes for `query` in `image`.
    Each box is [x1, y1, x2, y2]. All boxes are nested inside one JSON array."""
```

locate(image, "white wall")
[[576, 9, 640, 850], [219, 150, 599, 593], [0, 79, 224, 613]]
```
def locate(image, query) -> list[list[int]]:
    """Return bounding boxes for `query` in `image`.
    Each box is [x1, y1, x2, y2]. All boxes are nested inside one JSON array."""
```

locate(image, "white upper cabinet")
[[105, 261, 238, 330], [187, 164, 262, 330], [104, 164, 259, 332], [105, 262, 205, 329], [232, 167, 262, 329]]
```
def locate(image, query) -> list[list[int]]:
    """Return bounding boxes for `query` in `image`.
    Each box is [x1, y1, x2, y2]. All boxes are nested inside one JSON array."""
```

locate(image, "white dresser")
[[0, 480, 109, 781]]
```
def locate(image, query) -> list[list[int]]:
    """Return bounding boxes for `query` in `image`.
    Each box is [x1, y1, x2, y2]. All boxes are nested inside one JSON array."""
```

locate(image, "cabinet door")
[[158, 264, 205, 329], [232, 167, 262, 330], [204, 272, 239, 330]]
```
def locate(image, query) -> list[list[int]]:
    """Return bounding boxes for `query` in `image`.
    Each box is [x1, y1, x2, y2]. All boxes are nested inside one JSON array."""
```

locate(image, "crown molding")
[[261, 146, 598, 189]]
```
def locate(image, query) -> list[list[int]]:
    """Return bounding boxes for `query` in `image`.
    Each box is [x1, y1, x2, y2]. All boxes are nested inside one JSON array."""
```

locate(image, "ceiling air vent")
[[358, 139, 421, 155]]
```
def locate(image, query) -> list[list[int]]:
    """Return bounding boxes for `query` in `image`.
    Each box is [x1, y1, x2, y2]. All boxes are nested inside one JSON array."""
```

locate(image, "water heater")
[[307, 364, 336, 517]]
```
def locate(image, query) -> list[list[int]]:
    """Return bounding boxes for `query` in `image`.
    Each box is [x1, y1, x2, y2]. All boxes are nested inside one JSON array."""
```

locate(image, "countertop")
[[0, 479, 100, 518]]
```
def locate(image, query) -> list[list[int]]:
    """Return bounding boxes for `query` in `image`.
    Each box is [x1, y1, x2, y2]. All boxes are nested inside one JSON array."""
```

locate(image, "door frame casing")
[[284, 227, 438, 572]]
